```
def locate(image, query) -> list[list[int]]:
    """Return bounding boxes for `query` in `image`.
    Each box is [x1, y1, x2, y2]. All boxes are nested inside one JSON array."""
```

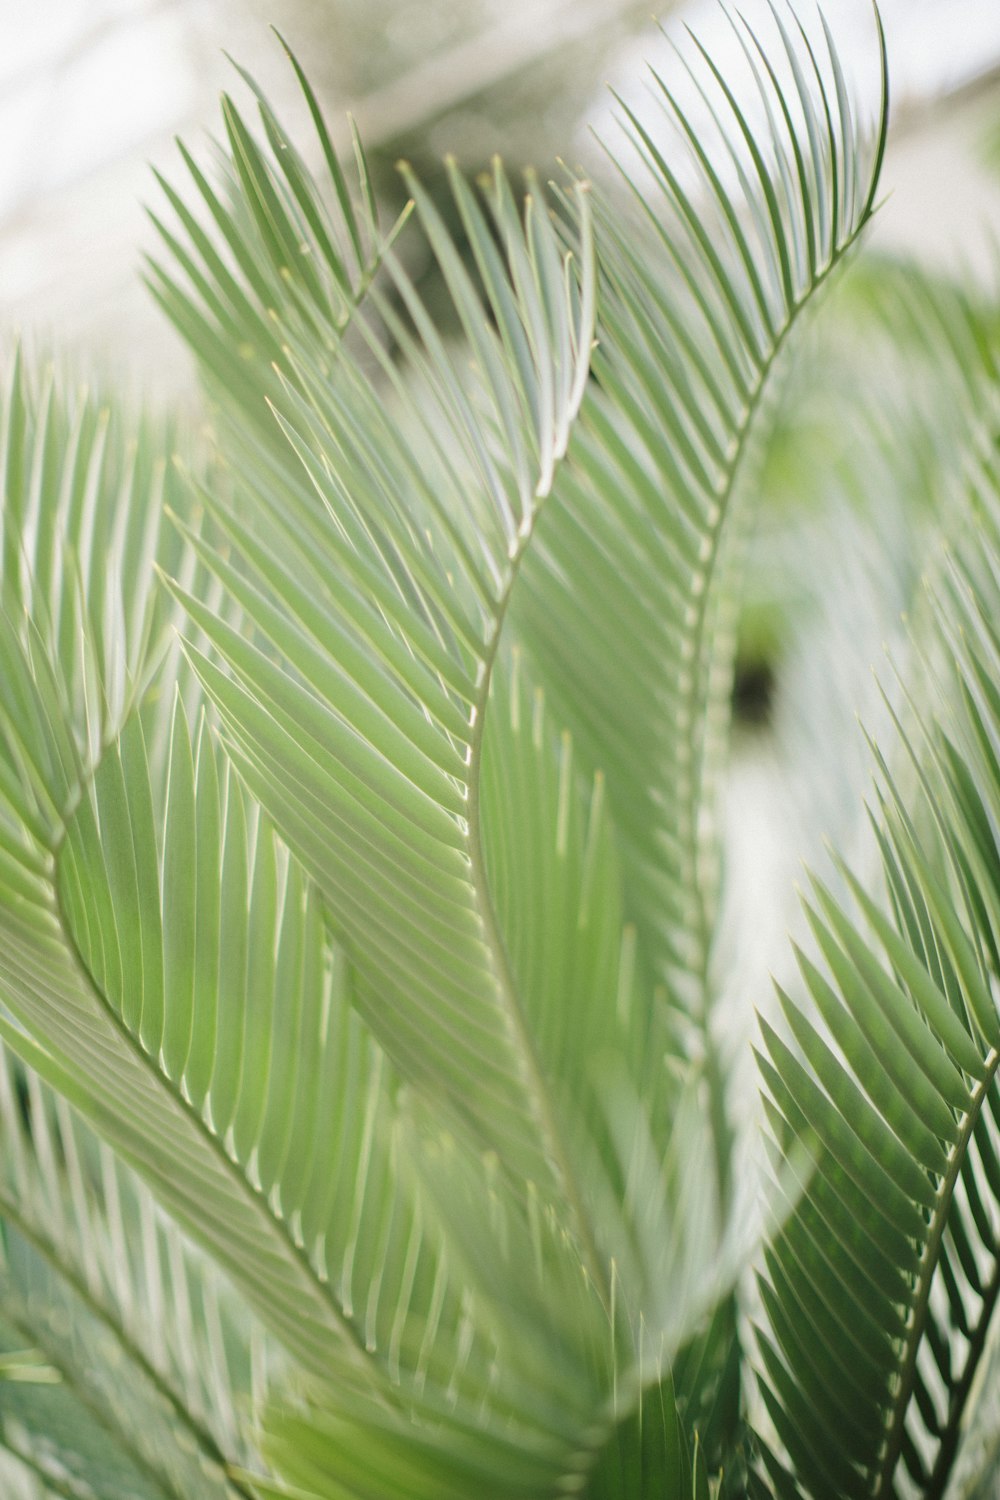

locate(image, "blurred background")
[[5, 0, 1000, 1089], [4, 0, 1000, 394]]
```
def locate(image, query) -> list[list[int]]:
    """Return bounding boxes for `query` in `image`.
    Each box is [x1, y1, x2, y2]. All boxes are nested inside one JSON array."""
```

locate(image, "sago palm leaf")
[[756, 411, 1000, 1493], [494, 2, 886, 1475], [159, 141, 600, 1251], [3, 6, 962, 1499], [0, 1045, 256, 1500], [513, 1, 888, 1067], [0, 355, 483, 1402], [142, 9, 888, 1490], [156, 0, 884, 1271], [254, 1062, 753, 1500], [0, 351, 647, 1499]]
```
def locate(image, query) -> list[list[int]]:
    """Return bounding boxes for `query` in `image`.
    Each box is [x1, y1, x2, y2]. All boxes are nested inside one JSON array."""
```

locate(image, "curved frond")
[[254, 1069, 752, 1500], [145, 40, 388, 440], [756, 412, 1000, 1494], [515, 1, 887, 1032], [0, 9, 921, 1498], [0, 354, 602, 1465], [160, 140, 600, 1254], [156, 6, 886, 1300], [0, 358, 475, 1399], [0, 1045, 257, 1500]]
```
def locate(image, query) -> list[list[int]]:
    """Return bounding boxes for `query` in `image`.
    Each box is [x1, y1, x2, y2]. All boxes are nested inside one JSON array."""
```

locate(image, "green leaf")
[[0, 1045, 256, 1499], [162, 146, 601, 1272], [0, 359, 469, 1400], [506, 6, 888, 1220], [757, 353, 1000, 1493]]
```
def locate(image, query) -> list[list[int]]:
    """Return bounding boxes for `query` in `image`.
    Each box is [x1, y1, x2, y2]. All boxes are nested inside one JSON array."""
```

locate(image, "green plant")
[[5, 4, 1000, 1496]]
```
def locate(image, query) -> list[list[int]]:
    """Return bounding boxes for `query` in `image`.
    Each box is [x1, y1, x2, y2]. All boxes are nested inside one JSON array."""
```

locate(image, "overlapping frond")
[[0, 358, 483, 1403], [244, 652, 760, 1500], [155, 2, 886, 1297], [252, 1055, 771, 1500], [756, 421, 1000, 1494], [481, 10, 887, 1475], [513, 2, 888, 1035], [255, 1111, 612, 1500], [140, 15, 890, 1489], [145, 39, 387, 441], [0, 1044, 255, 1500], [159, 135, 598, 1244], [11, 7, 988, 1500]]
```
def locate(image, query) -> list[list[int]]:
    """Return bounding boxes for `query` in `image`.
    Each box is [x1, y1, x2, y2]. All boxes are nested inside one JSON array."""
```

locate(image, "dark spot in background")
[[731, 653, 775, 728]]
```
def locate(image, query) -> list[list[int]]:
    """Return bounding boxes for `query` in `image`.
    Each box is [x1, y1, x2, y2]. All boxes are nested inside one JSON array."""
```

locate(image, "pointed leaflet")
[[757, 396, 1000, 1494], [0, 1046, 256, 1500], [145, 40, 387, 448], [162, 143, 599, 1243], [0, 359, 476, 1392], [512, 4, 888, 1020]]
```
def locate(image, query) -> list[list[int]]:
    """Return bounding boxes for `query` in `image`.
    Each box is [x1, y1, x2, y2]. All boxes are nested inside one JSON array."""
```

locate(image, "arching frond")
[[756, 402, 1000, 1494], [0, 358, 486, 1402], [145, 37, 389, 440], [160, 144, 600, 1258], [157, 1, 885, 1286], [0, 1045, 256, 1500], [514, 0, 888, 1043], [253, 1064, 757, 1500], [6, 7, 970, 1500]]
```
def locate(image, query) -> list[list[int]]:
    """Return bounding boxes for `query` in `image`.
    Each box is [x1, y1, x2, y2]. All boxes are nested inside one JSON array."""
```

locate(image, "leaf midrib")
[[874, 1046, 1000, 1497], [466, 532, 608, 1299], [43, 798, 376, 1382], [681, 243, 876, 1000], [0, 1184, 257, 1500], [4, 1298, 189, 1500]]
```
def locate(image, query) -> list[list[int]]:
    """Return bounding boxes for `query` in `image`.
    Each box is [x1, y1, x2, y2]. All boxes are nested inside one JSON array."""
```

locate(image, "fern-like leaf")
[[757, 410, 1000, 1494]]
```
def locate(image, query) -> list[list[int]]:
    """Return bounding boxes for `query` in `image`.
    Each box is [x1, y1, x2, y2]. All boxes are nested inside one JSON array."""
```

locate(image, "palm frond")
[[253, 1064, 755, 1500], [160, 137, 599, 1254], [514, 1, 888, 1043], [156, 3, 885, 1290], [248, 654, 762, 1499], [494, 6, 886, 1472], [10, 8, 983, 1499], [0, 357, 469, 1397], [0, 1045, 256, 1500], [141, 16, 889, 1486], [756, 407, 1000, 1494], [145, 39, 389, 441]]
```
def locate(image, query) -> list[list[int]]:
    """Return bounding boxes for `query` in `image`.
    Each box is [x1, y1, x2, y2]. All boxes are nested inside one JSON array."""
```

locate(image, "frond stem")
[[925, 1236, 1000, 1499], [683, 228, 877, 1207], [0, 1189, 258, 1500], [48, 811, 378, 1382], [874, 1047, 1000, 1496], [5, 1300, 188, 1500], [466, 526, 609, 1304]]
